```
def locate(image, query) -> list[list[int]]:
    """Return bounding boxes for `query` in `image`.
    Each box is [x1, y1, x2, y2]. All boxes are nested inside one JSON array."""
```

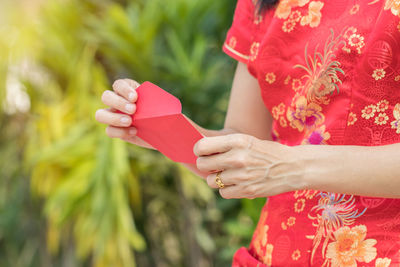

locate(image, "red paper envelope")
[[130, 82, 204, 164]]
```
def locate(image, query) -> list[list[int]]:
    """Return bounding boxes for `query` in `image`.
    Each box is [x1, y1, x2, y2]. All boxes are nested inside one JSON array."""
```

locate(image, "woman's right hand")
[[95, 79, 155, 149]]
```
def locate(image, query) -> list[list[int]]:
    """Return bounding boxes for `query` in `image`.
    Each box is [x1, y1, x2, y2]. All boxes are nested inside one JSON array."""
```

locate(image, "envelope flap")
[[134, 82, 182, 120]]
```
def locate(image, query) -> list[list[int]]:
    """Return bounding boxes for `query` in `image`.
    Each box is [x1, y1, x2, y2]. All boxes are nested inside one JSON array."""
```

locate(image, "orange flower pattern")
[[326, 225, 377, 266], [287, 216, 296, 226], [305, 190, 319, 199], [384, 0, 400, 17], [374, 113, 389, 125], [308, 193, 367, 263], [287, 95, 325, 132], [347, 112, 357, 126], [294, 198, 306, 213], [263, 244, 274, 266], [375, 257, 392, 267], [300, 1, 324, 27], [372, 68, 386, 80], [301, 125, 331, 145], [265, 72, 276, 84], [275, 0, 310, 19], [292, 249, 301, 261], [292, 78, 303, 92], [376, 100, 389, 112], [249, 42, 260, 61], [228, 36, 237, 49], [362, 104, 377, 120], [275, 0, 324, 33], [391, 103, 400, 133]]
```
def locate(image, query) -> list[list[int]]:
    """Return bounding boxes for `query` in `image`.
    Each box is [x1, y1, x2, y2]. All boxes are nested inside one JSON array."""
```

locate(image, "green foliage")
[[0, 0, 266, 266]]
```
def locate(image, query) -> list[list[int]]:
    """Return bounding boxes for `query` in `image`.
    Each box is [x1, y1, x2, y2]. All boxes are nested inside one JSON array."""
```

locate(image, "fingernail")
[[126, 104, 135, 113], [128, 91, 135, 101], [121, 117, 130, 124], [129, 128, 137, 135]]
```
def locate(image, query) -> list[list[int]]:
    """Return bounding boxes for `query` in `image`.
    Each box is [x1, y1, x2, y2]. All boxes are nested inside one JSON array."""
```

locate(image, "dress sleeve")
[[223, 0, 256, 63]]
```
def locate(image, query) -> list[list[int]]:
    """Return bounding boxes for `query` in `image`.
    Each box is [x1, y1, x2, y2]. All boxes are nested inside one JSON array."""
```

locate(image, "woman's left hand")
[[194, 133, 307, 199]]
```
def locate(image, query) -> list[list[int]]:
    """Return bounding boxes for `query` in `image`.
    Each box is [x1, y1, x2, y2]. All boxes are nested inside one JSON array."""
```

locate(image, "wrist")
[[296, 144, 346, 193], [267, 143, 311, 193], [289, 145, 312, 191], [291, 144, 328, 192]]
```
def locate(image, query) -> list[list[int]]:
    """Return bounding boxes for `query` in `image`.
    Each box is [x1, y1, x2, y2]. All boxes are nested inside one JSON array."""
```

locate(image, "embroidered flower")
[[250, 42, 260, 61], [294, 30, 344, 102], [301, 125, 331, 145], [280, 117, 288, 127], [374, 113, 389, 125], [347, 112, 357, 126], [348, 33, 365, 54], [294, 198, 306, 213], [281, 221, 288, 230], [312, 75, 337, 98], [287, 96, 325, 132], [361, 104, 376, 119], [261, 225, 269, 246], [262, 244, 274, 266], [228, 36, 237, 49], [349, 33, 364, 47], [251, 212, 269, 257], [344, 27, 357, 39], [275, 0, 310, 19], [376, 100, 389, 112], [292, 249, 301, 261], [391, 103, 400, 133], [292, 78, 303, 91], [395, 75, 400, 81], [326, 225, 377, 266], [348, 33, 364, 47], [305, 190, 319, 199], [350, 4, 360, 15], [391, 119, 400, 133], [375, 257, 392, 267], [294, 190, 306, 198], [265, 72, 276, 84], [282, 20, 296, 32], [300, 1, 324, 28], [287, 217, 296, 226], [272, 103, 286, 120], [384, 0, 400, 17], [372, 68, 386, 80], [289, 10, 302, 22], [308, 193, 367, 263]]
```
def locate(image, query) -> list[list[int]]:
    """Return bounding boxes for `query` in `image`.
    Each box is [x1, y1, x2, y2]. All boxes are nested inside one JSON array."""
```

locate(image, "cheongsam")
[[223, 0, 400, 266]]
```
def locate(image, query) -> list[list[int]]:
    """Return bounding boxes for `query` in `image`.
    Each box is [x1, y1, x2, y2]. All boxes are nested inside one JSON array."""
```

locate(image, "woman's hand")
[[194, 134, 307, 199], [95, 79, 154, 149]]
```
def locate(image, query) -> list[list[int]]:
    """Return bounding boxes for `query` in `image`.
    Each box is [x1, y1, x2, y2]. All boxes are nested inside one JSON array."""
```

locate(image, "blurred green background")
[[0, 0, 266, 266]]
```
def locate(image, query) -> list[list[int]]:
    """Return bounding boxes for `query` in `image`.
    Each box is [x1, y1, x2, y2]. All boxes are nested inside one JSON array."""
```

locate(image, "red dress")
[[223, 0, 400, 266]]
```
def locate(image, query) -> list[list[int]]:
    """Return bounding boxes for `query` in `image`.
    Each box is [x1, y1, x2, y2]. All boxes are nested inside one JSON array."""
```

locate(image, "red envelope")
[[130, 82, 204, 164]]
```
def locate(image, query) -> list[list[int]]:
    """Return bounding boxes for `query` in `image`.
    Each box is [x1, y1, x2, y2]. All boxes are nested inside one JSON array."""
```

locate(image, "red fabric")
[[223, 0, 400, 266]]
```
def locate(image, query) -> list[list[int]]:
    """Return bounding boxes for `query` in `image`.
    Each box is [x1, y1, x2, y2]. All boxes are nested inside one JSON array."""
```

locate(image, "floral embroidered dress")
[[223, 0, 400, 266]]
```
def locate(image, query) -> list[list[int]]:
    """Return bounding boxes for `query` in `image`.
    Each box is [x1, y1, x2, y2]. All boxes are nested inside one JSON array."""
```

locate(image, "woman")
[[95, 0, 400, 266]]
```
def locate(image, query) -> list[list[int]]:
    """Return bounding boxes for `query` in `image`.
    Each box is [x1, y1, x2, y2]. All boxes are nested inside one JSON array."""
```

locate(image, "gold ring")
[[215, 171, 225, 189]]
